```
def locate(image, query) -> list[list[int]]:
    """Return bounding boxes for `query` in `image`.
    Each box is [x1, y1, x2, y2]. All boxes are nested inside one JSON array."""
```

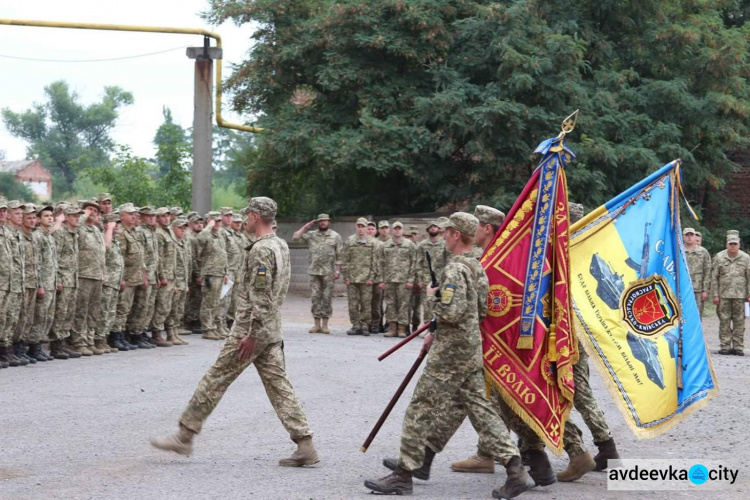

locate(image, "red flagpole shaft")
[[377, 321, 431, 362]]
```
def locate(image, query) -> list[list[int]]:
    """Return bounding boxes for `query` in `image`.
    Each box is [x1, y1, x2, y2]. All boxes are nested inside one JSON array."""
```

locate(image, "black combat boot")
[[526, 449, 556, 486], [0, 346, 12, 368], [121, 332, 137, 349], [14, 342, 32, 365], [593, 438, 622, 471], [49, 340, 70, 360], [383, 446, 435, 480], [364, 467, 413, 495], [136, 333, 152, 349], [28, 343, 47, 362], [40, 343, 54, 361], [141, 332, 156, 348], [492, 456, 535, 499]]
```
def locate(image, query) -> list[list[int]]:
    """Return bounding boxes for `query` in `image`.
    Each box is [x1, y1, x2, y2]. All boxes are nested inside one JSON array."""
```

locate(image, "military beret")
[[569, 203, 584, 224], [683, 227, 696, 235], [316, 213, 330, 221], [103, 212, 120, 223], [474, 205, 505, 226], [247, 197, 278, 219], [22, 203, 37, 214], [139, 206, 157, 215], [392, 221, 403, 229], [443, 212, 479, 237], [7, 200, 25, 210], [118, 202, 137, 214], [171, 217, 189, 227], [64, 206, 84, 216], [97, 192, 112, 202], [356, 217, 368, 226], [155, 207, 171, 216], [220, 207, 234, 215], [378, 220, 390, 228], [36, 205, 53, 215]]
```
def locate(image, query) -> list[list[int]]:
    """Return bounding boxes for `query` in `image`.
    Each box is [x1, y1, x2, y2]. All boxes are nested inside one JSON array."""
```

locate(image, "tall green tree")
[[153, 107, 192, 208], [207, 0, 750, 218], [2, 81, 133, 194], [0, 173, 35, 201], [84, 146, 159, 207]]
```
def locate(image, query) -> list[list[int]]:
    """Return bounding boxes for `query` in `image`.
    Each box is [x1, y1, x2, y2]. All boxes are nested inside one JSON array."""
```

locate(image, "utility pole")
[[187, 38, 222, 214]]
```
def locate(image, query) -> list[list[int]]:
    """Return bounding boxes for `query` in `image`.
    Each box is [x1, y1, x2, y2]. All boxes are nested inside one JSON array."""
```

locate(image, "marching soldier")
[[683, 227, 711, 317], [711, 230, 750, 355], [342, 218, 379, 336], [379, 221, 416, 338]]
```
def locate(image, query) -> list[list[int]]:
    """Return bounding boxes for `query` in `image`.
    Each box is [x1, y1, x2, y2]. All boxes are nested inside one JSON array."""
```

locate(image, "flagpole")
[[671, 162, 684, 389]]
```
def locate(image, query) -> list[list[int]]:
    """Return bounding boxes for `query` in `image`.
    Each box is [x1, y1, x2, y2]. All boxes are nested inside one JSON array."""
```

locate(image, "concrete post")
[[186, 44, 222, 214]]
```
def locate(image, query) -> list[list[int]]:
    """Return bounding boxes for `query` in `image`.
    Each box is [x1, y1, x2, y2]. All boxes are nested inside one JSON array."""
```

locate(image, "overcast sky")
[[0, 0, 256, 161]]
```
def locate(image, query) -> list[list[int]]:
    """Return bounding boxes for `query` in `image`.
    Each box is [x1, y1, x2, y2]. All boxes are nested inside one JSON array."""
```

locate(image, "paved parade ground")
[[1, 295, 748, 499]]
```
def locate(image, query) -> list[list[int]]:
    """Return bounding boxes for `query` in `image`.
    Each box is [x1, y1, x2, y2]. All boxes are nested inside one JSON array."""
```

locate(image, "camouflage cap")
[[36, 204, 53, 215], [356, 217, 368, 226], [443, 212, 479, 237], [205, 211, 221, 220], [695, 231, 702, 238], [119, 202, 137, 214], [103, 212, 120, 223], [220, 207, 234, 215], [474, 205, 505, 226], [232, 214, 243, 223], [569, 203, 584, 224], [64, 205, 84, 216], [155, 207, 171, 216], [727, 230, 740, 237], [186, 211, 197, 219], [0, 197, 7, 209], [188, 214, 204, 223], [171, 217, 189, 228], [7, 200, 25, 210], [139, 206, 157, 216], [426, 220, 439, 229], [77, 199, 87, 208], [316, 213, 330, 221], [683, 227, 696, 235], [54, 202, 69, 212], [436, 216, 449, 227], [97, 192, 112, 202], [247, 196, 277, 218], [409, 225, 419, 235], [82, 199, 100, 211], [367, 220, 376, 227], [171, 207, 184, 216], [23, 203, 37, 214], [727, 229, 740, 243], [392, 221, 403, 229], [378, 220, 390, 228]]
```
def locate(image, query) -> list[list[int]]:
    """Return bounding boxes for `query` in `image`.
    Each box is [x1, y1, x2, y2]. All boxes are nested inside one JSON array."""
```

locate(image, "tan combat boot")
[[93, 339, 110, 354], [451, 454, 495, 474], [151, 331, 173, 347], [556, 451, 596, 482], [309, 318, 322, 334], [150, 424, 195, 456], [321, 318, 331, 334], [278, 437, 320, 467], [397, 324, 407, 338], [74, 345, 94, 356], [384, 322, 398, 337], [168, 328, 188, 346], [202, 330, 222, 340]]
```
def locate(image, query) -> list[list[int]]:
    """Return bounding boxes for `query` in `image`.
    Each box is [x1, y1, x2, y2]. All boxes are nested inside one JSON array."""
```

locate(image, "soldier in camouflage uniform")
[[165, 217, 191, 345], [14, 204, 40, 364], [49, 205, 83, 359], [695, 231, 703, 246], [217, 207, 241, 336], [416, 221, 450, 322], [408, 225, 423, 332], [128, 206, 159, 348], [100, 213, 127, 352], [4, 201, 29, 366], [378, 221, 416, 338], [183, 214, 204, 332], [114, 203, 147, 350], [97, 193, 113, 216], [683, 227, 712, 318], [366, 212, 534, 498], [196, 212, 228, 340], [293, 213, 343, 334], [29, 205, 57, 361], [227, 213, 245, 323], [371, 220, 391, 333], [149, 207, 176, 347], [343, 217, 379, 336], [711, 230, 750, 355], [151, 197, 320, 468]]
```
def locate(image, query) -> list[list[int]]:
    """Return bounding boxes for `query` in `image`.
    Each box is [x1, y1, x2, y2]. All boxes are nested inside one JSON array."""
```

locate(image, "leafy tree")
[[207, 0, 750, 219], [153, 107, 192, 208], [2, 81, 133, 194], [0, 173, 35, 201], [84, 146, 159, 207]]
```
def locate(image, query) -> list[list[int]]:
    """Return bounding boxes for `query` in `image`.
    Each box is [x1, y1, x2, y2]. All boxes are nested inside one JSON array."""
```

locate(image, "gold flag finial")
[[558, 110, 579, 138]]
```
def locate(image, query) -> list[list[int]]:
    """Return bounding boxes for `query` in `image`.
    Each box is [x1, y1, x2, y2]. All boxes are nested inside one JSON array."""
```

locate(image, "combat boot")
[[174, 330, 189, 345], [28, 343, 48, 362], [202, 330, 222, 340], [151, 331, 173, 347], [279, 437, 320, 467], [167, 328, 187, 346], [364, 467, 413, 495], [556, 451, 595, 482], [91, 340, 106, 355], [492, 456, 535, 499], [593, 438, 621, 471], [15, 342, 35, 364], [49, 340, 69, 360], [526, 449, 556, 486], [320, 318, 331, 334], [383, 446, 435, 480], [451, 454, 495, 474], [309, 318, 322, 334], [397, 324, 407, 338], [346, 326, 359, 335], [178, 326, 192, 336], [39, 343, 54, 361], [150, 424, 195, 456], [369, 325, 379, 334], [0, 355, 7, 368], [190, 320, 202, 334], [136, 333, 154, 349], [109, 332, 126, 351], [62, 341, 82, 358], [120, 332, 137, 350], [384, 322, 398, 338], [0, 346, 20, 367], [73, 344, 94, 356]]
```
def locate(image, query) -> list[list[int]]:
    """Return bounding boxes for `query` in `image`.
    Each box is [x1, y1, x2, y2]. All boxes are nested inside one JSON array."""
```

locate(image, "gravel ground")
[[0, 295, 747, 500]]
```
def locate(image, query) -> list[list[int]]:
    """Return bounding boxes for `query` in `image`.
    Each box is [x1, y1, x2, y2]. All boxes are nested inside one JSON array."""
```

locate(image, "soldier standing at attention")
[[14, 204, 40, 364], [149, 207, 176, 347], [138, 207, 160, 347], [97, 193, 113, 216], [151, 197, 320, 467], [293, 213, 343, 334], [683, 227, 711, 318], [184, 214, 204, 333], [365, 212, 534, 498], [114, 203, 147, 350], [379, 221, 416, 338], [0, 198, 11, 368], [4, 201, 29, 366], [197, 212, 228, 341], [416, 221, 450, 323], [101, 213, 127, 351], [711, 230, 750, 355], [218, 207, 241, 337], [165, 217, 191, 346], [695, 231, 703, 246], [372, 220, 391, 333], [343, 218, 379, 336], [366, 221, 377, 238], [29, 205, 57, 361]]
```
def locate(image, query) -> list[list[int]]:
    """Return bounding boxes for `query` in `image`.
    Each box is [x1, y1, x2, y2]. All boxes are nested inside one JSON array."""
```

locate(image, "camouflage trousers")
[[179, 336, 313, 441], [71, 278, 103, 347], [310, 274, 334, 319], [14, 288, 36, 343], [695, 292, 705, 318], [150, 280, 175, 332], [183, 275, 202, 324], [385, 283, 410, 325], [166, 288, 187, 330], [128, 283, 154, 334], [30, 286, 56, 344], [200, 276, 223, 335], [370, 284, 384, 329], [421, 289, 434, 321], [573, 341, 611, 443], [114, 285, 137, 333], [50, 286, 77, 340], [0, 290, 9, 347], [410, 288, 423, 326], [347, 283, 372, 330], [399, 369, 518, 472], [4, 291, 23, 346], [718, 298, 745, 351], [98, 286, 120, 338]]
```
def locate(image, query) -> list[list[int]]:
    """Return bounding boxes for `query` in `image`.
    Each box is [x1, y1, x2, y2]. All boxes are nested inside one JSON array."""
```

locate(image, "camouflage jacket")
[[0, 226, 11, 291], [104, 238, 124, 290], [187, 231, 201, 278], [155, 226, 176, 281], [220, 227, 241, 279], [54, 226, 78, 288], [379, 238, 416, 284], [233, 233, 290, 344], [197, 228, 227, 277], [711, 249, 750, 299], [77, 224, 106, 280], [137, 225, 159, 282], [293, 230, 343, 276], [173, 235, 191, 291], [427, 253, 489, 378], [342, 234, 379, 283], [416, 238, 450, 285], [4, 226, 25, 293], [116, 225, 145, 287], [33, 228, 57, 290], [20, 229, 38, 289], [685, 245, 712, 293]]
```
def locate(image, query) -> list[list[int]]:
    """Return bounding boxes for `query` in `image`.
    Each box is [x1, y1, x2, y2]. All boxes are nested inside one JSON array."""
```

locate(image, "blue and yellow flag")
[[569, 160, 718, 437]]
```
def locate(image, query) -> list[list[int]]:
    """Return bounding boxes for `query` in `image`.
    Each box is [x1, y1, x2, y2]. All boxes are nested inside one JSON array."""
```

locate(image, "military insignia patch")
[[620, 274, 680, 339], [441, 284, 456, 304], [255, 268, 266, 289]]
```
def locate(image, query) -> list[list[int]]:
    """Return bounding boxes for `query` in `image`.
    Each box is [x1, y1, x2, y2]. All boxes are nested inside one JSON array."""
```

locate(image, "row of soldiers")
[[0, 193, 273, 368]]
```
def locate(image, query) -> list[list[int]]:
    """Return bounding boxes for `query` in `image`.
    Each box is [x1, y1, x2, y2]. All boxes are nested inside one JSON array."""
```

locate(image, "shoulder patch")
[[441, 284, 456, 304], [254, 267, 267, 289]]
